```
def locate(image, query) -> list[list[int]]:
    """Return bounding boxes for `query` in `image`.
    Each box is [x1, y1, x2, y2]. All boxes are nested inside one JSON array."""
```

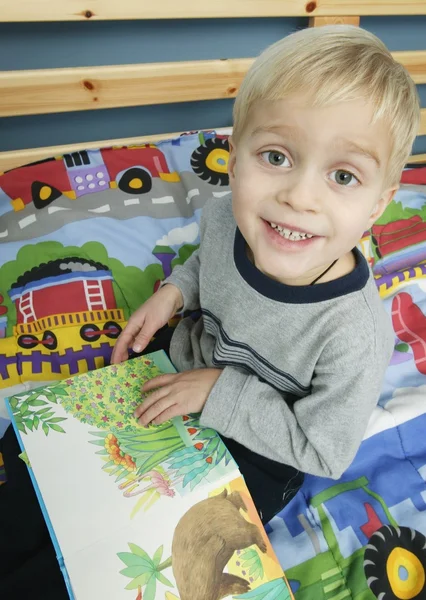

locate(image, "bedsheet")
[[1, 133, 426, 598]]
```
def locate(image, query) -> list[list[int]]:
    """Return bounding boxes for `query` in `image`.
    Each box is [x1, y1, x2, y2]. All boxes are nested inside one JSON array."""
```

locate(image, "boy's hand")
[[111, 284, 183, 364], [134, 368, 221, 426]]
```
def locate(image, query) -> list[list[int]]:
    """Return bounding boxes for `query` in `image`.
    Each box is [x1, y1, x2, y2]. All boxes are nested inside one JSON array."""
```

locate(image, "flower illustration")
[[120, 469, 175, 497], [104, 434, 137, 471]]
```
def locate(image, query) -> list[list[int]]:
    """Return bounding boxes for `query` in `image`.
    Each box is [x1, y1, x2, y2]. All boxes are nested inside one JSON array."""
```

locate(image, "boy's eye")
[[261, 151, 291, 168], [331, 169, 359, 187]]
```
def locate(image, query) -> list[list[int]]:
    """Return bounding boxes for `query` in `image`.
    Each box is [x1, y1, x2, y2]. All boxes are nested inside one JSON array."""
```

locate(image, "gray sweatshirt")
[[165, 196, 394, 479]]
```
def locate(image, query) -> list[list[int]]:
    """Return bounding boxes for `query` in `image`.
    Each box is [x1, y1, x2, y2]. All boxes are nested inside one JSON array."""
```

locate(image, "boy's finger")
[[151, 404, 182, 426], [141, 374, 177, 393], [137, 396, 175, 426], [134, 387, 170, 417], [111, 323, 142, 362], [110, 345, 128, 364], [134, 386, 169, 418], [132, 325, 157, 354]]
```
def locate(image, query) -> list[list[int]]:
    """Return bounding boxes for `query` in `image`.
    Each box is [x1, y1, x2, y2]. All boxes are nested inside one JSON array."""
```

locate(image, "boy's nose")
[[276, 178, 320, 213]]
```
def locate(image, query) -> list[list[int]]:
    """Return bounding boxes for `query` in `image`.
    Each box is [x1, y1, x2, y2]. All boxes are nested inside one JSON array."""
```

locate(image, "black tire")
[[32, 181, 63, 209], [364, 525, 426, 599], [80, 324, 101, 342], [190, 137, 230, 186], [117, 167, 152, 194], [104, 321, 122, 339], [42, 330, 58, 351], [371, 235, 382, 259], [17, 334, 39, 349]]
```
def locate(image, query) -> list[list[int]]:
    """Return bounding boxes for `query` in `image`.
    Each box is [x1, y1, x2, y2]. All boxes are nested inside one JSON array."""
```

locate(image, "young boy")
[[0, 24, 420, 600], [112, 25, 420, 524]]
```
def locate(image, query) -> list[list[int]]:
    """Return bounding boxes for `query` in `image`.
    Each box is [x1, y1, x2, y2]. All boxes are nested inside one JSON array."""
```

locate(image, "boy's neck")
[[246, 247, 357, 286]]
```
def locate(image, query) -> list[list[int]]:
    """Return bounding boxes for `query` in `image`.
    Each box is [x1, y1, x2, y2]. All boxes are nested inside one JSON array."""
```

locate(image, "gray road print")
[[0, 172, 231, 244]]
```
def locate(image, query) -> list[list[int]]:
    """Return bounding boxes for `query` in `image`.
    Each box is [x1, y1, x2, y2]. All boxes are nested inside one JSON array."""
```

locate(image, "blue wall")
[[0, 16, 425, 154]]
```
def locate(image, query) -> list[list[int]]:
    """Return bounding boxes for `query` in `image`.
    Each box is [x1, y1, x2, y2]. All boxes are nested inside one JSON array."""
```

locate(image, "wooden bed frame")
[[0, 0, 425, 172]]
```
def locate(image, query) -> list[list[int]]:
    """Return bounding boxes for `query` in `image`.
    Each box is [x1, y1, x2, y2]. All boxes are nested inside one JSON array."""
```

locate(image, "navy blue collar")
[[233, 227, 370, 304]]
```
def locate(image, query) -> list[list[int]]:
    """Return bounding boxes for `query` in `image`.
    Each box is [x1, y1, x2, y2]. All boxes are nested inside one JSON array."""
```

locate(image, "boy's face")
[[228, 96, 397, 285]]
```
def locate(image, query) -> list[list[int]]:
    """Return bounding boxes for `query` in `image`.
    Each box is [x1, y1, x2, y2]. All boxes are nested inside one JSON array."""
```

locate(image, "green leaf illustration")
[[125, 573, 152, 590], [155, 571, 173, 587], [19, 402, 29, 414], [49, 424, 66, 434], [118, 552, 152, 569], [120, 566, 150, 579], [9, 397, 19, 410], [28, 399, 48, 407], [152, 545, 163, 567], [128, 543, 152, 562], [36, 407, 54, 415], [42, 423, 49, 436], [23, 418, 34, 432], [143, 574, 157, 600]]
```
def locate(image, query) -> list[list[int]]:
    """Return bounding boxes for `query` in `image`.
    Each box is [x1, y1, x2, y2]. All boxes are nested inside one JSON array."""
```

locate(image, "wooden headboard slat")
[[1, 0, 425, 22], [420, 108, 426, 136], [1, 51, 425, 118], [0, 59, 251, 118]]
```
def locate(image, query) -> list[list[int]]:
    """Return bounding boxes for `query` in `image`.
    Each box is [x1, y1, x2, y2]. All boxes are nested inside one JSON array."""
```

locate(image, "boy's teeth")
[[269, 222, 314, 241]]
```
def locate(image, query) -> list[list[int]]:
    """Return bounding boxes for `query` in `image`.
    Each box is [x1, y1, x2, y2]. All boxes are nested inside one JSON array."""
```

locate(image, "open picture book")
[[6, 350, 294, 600]]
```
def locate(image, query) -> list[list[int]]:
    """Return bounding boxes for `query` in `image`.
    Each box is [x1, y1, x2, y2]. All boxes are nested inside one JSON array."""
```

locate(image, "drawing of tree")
[[118, 543, 174, 600]]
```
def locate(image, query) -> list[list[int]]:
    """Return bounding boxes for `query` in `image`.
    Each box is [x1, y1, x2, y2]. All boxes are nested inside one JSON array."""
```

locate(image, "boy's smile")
[[229, 96, 397, 286]]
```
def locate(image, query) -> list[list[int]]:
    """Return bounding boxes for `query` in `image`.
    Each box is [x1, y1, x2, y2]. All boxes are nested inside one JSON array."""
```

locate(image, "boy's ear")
[[366, 186, 398, 228], [227, 136, 237, 182]]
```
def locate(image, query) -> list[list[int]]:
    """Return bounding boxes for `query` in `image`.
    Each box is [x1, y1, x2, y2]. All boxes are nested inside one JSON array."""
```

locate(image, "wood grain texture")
[[1, 51, 425, 118], [0, 59, 253, 117], [420, 108, 426, 136], [393, 51, 426, 84], [408, 153, 426, 164], [0, 0, 425, 21], [309, 16, 360, 26]]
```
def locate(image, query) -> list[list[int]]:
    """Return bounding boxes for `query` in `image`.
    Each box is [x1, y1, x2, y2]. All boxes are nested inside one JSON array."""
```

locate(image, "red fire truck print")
[[400, 166, 426, 186], [0, 145, 180, 212], [0, 258, 126, 387], [392, 292, 426, 375], [371, 216, 426, 260]]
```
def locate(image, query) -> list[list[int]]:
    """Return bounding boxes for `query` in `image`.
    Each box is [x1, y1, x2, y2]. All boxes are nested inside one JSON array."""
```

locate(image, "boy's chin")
[[254, 259, 308, 285]]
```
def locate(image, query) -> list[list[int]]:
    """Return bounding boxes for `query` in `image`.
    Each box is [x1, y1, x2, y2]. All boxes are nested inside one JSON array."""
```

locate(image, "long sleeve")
[[162, 199, 216, 311], [164, 248, 201, 311], [200, 328, 392, 479]]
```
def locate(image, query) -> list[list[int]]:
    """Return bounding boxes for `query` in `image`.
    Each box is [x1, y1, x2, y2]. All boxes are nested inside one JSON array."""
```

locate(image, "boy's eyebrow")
[[250, 124, 299, 137], [336, 138, 381, 168]]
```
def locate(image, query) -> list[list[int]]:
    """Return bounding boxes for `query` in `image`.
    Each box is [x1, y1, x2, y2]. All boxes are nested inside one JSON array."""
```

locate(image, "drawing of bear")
[[171, 488, 267, 600]]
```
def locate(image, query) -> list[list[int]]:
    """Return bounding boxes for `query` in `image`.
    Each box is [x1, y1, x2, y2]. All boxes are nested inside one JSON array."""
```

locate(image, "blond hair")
[[233, 25, 420, 185]]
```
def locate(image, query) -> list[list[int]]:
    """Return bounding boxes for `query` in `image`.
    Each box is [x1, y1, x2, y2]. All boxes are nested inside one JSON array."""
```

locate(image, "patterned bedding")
[[1, 132, 426, 599]]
